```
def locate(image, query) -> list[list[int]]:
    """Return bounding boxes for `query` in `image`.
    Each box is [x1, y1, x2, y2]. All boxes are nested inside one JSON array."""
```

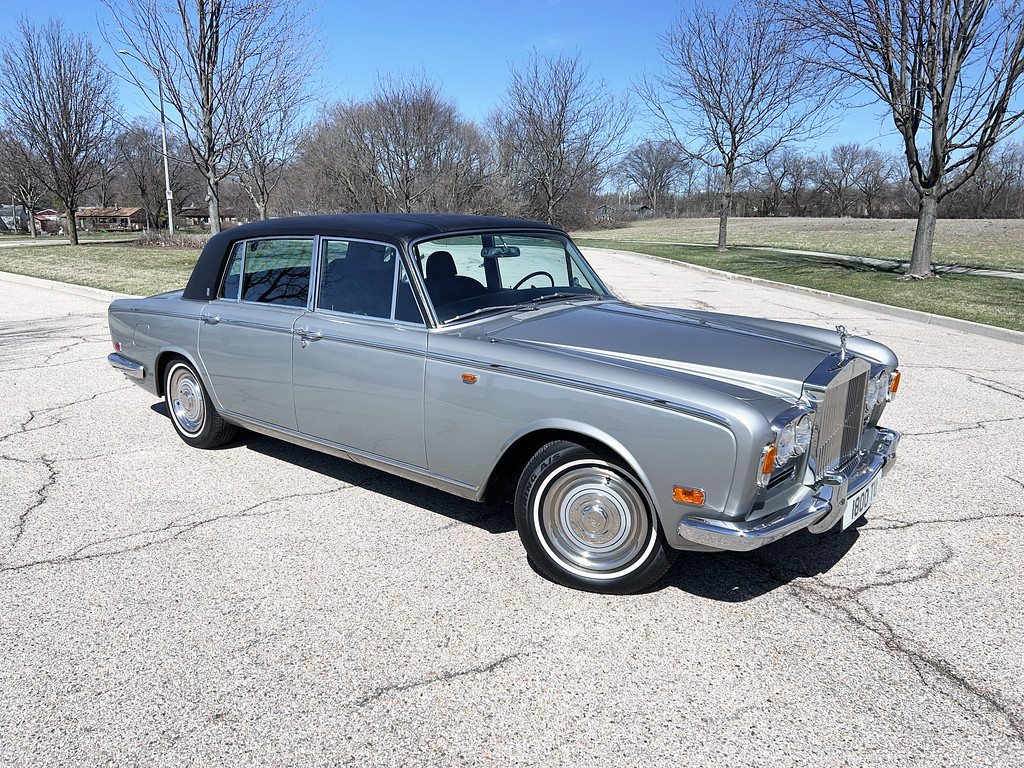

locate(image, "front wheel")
[[514, 440, 676, 593], [163, 359, 236, 448]]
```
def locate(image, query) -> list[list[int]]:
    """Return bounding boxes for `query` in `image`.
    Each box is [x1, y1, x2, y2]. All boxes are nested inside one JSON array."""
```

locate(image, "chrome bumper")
[[677, 428, 900, 552], [108, 352, 145, 380]]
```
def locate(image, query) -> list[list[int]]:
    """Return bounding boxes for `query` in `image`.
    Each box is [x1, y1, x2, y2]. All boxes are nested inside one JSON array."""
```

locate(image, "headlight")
[[865, 372, 893, 411], [774, 414, 811, 468]]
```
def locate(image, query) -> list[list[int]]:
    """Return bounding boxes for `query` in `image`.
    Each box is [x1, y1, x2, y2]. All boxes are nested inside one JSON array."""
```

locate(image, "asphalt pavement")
[[1, 250, 1022, 767]]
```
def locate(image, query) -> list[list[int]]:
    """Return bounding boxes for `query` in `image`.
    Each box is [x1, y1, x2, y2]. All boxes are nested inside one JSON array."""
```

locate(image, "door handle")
[[296, 328, 323, 347], [202, 315, 221, 324]]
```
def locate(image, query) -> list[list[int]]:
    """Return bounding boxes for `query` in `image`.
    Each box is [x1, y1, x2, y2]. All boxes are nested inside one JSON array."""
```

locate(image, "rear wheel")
[[163, 359, 236, 448], [514, 440, 676, 593]]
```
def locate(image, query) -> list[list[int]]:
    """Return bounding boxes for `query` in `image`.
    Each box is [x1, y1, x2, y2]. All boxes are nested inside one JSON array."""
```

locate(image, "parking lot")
[[2, 250, 1022, 767]]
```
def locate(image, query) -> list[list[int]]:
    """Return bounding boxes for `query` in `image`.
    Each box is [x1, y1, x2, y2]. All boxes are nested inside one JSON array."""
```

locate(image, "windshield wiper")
[[445, 303, 535, 324], [530, 292, 599, 304]]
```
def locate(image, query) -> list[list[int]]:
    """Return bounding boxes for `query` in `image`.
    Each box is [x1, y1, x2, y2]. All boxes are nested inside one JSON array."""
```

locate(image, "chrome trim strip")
[[113, 307, 198, 321], [295, 330, 425, 357], [205, 318, 297, 334], [677, 428, 900, 551], [310, 307, 425, 329], [426, 351, 732, 427], [108, 352, 145, 379], [220, 410, 478, 493]]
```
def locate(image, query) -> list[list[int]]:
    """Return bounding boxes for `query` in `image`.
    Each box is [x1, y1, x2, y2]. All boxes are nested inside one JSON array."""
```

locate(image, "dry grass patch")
[[0, 242, 199, 296], [576, 217, 1024, 272], [576, 239, 1024, 332]]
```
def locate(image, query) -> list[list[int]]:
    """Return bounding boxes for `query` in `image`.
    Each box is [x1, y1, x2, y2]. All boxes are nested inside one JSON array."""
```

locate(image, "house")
[[35, 209, 64, 234], [179, 205, 241, 230], [0, 204, 21, 231], [75, 207, 147, 232]]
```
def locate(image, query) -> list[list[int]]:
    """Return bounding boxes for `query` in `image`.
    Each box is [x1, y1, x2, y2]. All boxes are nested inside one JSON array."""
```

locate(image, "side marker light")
[[673, 486, 706, 506]]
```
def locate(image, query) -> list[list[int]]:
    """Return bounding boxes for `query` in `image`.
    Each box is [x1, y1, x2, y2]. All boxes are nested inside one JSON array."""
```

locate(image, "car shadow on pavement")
[[142, 403, 519, 536], [149, 401, 858, 595], [654, 525, 861, 601]]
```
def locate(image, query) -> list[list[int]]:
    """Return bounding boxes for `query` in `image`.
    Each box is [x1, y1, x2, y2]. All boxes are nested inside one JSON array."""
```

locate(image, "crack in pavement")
[[353, 650, 531, 707], [901, 415, 1024, 438], [868, 511, 1022, 531], [1, 384, 136, 551], [0, 383, 133, 446], [967, 374, 1024, 402], [737, 548, 1024, 741], [0, 478, 384, 573], [11, 456, 58, 545]]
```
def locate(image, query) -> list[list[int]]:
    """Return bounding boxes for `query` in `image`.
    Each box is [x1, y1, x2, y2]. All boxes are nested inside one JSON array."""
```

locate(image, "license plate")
[[843, 475, 883, 530]]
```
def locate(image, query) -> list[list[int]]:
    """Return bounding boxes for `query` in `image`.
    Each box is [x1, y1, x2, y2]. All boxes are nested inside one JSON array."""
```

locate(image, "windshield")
[[414, 232, 611, 322]]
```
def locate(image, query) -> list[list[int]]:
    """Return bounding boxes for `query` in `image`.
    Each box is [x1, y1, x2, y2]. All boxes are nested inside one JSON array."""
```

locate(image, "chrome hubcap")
[[169, 366, 204, 435], [536, 460, 652, 576]]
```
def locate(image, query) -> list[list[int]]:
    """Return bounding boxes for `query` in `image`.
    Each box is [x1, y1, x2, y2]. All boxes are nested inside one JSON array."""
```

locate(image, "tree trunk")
[[207, 177, 221, 234], [717, 168, 733, 251], [907, 192, 939, 277], [66, 205, 79, 245]]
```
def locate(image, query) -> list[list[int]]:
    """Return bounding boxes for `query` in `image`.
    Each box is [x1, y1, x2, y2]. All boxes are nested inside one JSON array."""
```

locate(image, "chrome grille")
[[812, 365, 868, 476]]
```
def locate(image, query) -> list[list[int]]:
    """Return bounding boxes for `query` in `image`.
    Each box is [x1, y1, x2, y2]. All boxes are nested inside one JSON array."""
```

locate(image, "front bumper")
[[677, 428, 900, 552]]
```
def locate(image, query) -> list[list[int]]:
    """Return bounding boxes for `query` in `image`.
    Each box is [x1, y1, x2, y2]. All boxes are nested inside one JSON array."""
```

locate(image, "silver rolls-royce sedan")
[[108, 214, 901, 593]]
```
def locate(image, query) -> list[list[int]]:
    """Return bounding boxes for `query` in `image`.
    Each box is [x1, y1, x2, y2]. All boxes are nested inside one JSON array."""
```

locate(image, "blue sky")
[[27, 0, 902, 154]]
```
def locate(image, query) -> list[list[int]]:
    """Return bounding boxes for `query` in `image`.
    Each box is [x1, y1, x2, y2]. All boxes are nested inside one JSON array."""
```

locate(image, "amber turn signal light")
[[672, 486, 705, 506], [889, 371, 901, 397]]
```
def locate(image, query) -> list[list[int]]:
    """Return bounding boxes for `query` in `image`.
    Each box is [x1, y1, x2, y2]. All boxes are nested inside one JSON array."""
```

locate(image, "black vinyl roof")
[[183, 213, 565, 301]]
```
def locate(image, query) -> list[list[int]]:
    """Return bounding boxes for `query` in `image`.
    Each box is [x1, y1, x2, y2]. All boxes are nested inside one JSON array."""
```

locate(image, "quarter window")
[[220, 237, 313, 307]]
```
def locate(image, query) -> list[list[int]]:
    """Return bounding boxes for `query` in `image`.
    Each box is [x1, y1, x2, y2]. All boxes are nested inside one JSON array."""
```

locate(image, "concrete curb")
[[583, 247, 1024, 346], [0, 271, 137, 303], [4, 256, 1023, 346], [588, 239, 1024, 280]]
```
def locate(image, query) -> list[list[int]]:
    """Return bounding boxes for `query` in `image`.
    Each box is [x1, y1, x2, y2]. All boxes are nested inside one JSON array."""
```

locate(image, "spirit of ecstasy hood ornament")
[[836, 325, 849, 363]]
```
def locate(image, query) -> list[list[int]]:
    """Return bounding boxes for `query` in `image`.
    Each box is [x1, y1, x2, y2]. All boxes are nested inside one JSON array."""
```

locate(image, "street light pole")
[[119, 49, 175, 236]]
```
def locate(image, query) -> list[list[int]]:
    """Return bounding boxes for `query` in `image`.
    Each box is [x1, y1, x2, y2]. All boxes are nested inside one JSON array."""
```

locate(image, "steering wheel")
[[513, 271, 555, 289]]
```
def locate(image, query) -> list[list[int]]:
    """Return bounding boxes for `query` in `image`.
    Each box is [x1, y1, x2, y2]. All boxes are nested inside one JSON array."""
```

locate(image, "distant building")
[[0, 205, 22, 232], [75, 207, 147, 232], [35, 209, 63, 234], [180, 205, 241, 230]]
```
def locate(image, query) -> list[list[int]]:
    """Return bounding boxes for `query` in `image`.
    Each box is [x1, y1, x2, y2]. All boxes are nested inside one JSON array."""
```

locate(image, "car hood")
[[486, 301, 839, 402]]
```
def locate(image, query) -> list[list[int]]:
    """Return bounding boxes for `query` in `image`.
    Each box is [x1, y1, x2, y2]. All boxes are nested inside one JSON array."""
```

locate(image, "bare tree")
[[116, 117, 195, 228], [618, 140, 688, 216], [812, 143, 873, 216], [642, 1, 833, 249], [0, 18, 117, 244], [492, 49, 632, 228], [779, 0, 1024, 276], [235, 97, 305, 220], [107, 0, 322, 233], [295, 73, 491, 216], [761, 148, 816, 216], [0, 127, 47, 237], [855, 148, 896, 218]]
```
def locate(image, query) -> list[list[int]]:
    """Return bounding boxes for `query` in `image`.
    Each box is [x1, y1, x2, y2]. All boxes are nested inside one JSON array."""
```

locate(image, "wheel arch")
[[481, 421, 655, 510], [154, 348, 207, 399]]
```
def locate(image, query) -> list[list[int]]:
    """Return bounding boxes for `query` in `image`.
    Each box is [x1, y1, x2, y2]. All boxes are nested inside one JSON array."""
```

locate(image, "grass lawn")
[[575, 239, 1024, 332], [1, 221, 1021, 333], [574, 217, 1024, 273], [0, 241, 200, 296]]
